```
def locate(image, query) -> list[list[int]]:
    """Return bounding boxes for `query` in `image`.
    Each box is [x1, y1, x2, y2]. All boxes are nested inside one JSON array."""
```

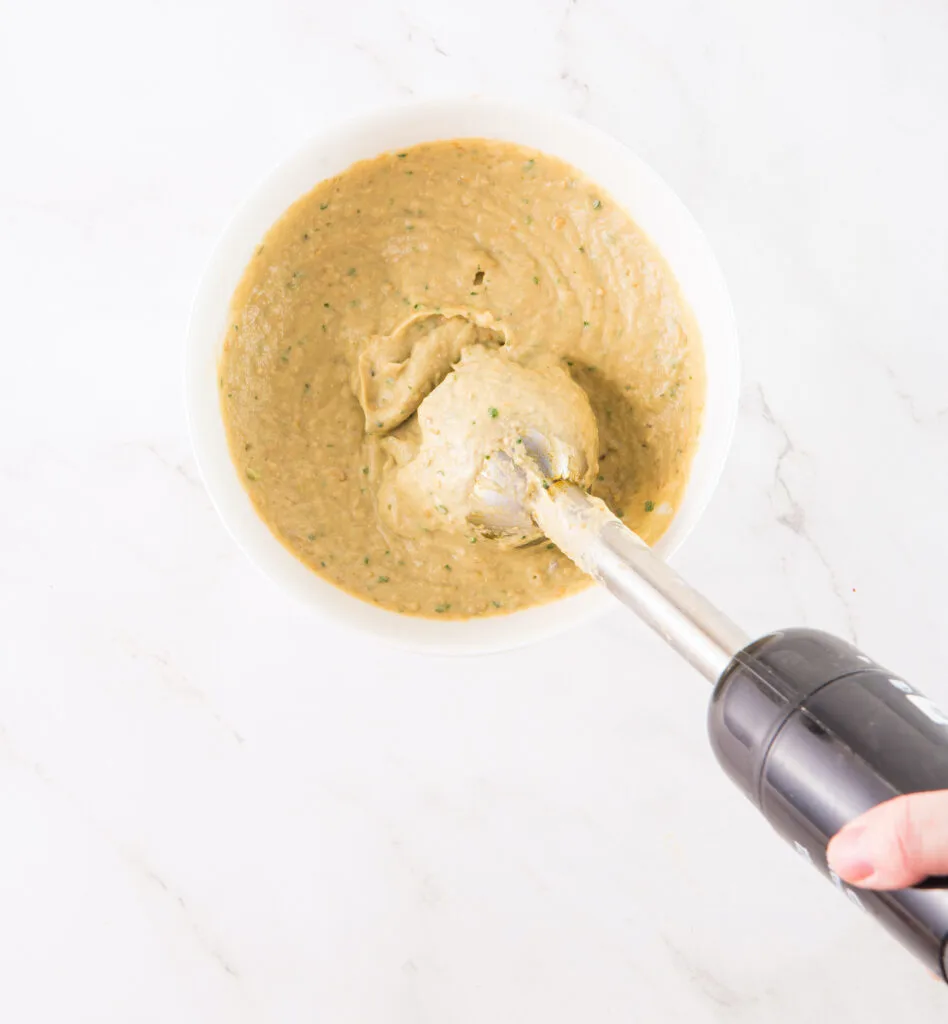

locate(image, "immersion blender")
[[506, 476, 948, 980]]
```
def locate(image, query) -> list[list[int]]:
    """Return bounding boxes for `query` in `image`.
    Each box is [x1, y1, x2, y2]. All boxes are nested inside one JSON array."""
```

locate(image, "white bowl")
[[186, 98, 740, 656]]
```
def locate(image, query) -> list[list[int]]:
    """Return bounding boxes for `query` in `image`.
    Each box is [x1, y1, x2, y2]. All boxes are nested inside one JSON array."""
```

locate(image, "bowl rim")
[[185, 95, 740, 656]]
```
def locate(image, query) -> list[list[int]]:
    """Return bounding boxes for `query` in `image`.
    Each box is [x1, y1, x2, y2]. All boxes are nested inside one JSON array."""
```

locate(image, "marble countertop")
[[3, 0, 948, 1019]]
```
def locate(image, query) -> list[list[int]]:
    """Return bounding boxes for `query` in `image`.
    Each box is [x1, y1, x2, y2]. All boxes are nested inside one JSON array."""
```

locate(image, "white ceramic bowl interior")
[[187, 98, 739, 655]]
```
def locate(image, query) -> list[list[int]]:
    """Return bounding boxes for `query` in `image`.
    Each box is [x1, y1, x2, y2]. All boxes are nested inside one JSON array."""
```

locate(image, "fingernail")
[[829, 825, 875, 883]]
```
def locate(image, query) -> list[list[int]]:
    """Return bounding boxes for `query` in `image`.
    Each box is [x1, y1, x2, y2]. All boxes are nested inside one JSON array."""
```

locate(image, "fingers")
[[827, 791, 948, 889]]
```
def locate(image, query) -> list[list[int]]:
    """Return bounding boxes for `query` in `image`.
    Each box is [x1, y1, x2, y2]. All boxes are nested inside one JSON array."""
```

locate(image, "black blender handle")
[[708, 628, 948, 981], [916, 877, 948, 890]]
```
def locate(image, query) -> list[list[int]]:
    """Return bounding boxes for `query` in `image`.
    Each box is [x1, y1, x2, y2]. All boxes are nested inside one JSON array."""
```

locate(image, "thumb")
[[827, 791, 948, 890]]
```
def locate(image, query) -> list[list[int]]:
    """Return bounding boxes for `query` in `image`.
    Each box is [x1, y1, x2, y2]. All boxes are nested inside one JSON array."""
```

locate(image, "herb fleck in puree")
[[220, 139, 704, 619]]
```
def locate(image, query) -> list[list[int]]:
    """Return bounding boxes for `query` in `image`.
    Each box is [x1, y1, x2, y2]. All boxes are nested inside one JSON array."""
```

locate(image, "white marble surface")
[[2, 0, 948, 1019]]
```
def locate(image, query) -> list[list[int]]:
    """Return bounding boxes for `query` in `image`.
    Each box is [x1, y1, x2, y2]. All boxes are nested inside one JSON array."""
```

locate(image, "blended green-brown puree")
[[219, 138, 704, 619]]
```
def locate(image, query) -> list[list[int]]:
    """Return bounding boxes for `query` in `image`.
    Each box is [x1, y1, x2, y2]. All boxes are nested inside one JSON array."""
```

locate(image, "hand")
[[827, 791, 948, 889]]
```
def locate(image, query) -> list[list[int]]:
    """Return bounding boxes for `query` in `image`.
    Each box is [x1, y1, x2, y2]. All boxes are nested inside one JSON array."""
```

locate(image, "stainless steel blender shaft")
[[535, 484, 748, 682]]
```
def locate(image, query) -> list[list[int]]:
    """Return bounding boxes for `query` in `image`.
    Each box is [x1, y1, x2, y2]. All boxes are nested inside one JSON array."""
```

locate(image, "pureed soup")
[[219, 139, 704, 619]]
